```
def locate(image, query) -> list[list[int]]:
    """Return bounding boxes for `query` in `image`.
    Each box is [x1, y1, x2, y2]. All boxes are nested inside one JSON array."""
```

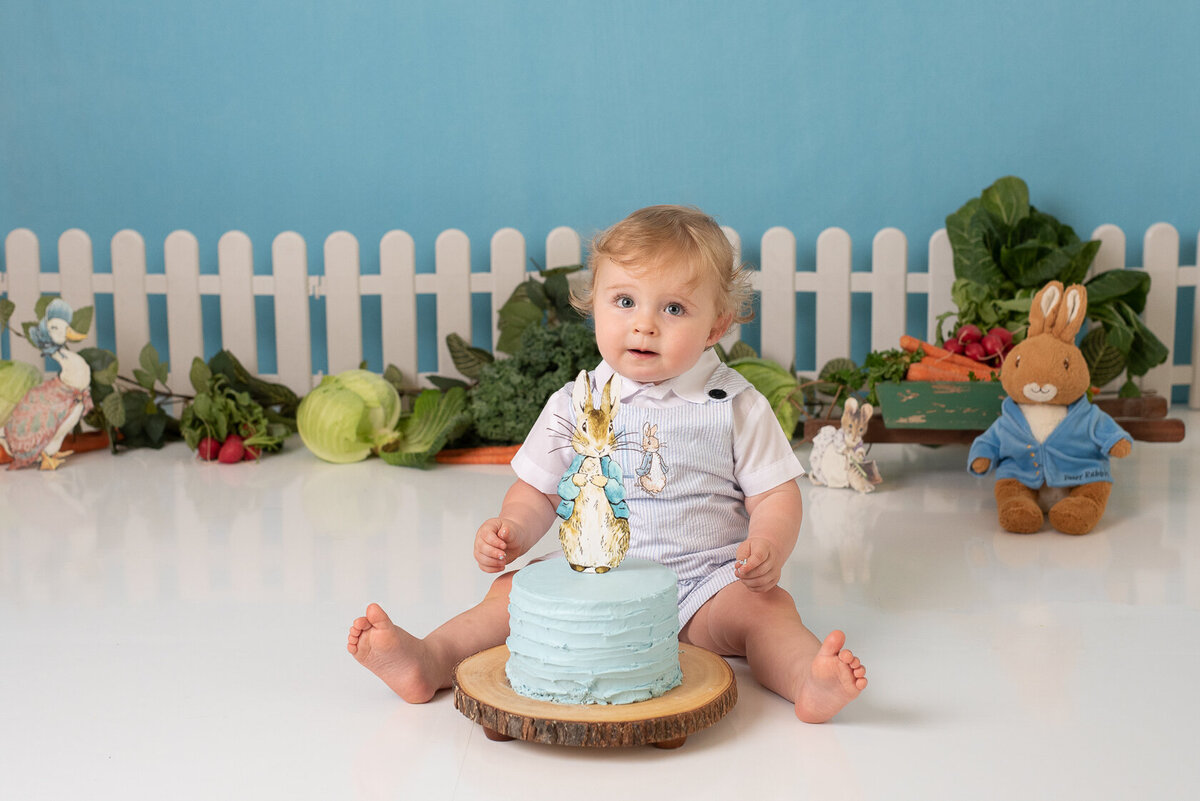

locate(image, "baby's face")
[[590, 258, 730, 385]]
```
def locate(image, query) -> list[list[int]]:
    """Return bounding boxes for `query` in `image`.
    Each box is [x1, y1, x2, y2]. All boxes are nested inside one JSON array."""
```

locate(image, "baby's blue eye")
[[665, 303, 685, 316], [616, 296, 634, 309]]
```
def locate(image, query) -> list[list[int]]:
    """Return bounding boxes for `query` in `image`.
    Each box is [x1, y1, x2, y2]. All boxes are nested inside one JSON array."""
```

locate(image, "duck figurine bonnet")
[[0, 299, 94, 470]]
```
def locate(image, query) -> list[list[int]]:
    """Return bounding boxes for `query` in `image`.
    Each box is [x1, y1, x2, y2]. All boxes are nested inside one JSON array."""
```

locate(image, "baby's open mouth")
[[628, 348, 657, 357]]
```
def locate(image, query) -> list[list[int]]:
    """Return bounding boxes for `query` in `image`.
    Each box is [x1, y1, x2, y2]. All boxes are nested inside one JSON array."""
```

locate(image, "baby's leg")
[[681, 581, 866, 723], [347, 571, 514, 702]]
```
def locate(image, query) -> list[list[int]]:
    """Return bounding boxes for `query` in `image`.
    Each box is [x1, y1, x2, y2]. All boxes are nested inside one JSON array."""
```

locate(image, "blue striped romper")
[[512, 354, 804, 627]]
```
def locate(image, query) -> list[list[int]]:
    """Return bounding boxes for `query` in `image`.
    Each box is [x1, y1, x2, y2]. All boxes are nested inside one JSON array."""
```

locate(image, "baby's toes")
[[839, 648, 856, 666]]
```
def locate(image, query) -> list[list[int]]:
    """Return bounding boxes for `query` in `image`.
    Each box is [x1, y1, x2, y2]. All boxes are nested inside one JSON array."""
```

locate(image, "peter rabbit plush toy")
[[556, 371, 631, 572], [968, 281, 1132, 535]]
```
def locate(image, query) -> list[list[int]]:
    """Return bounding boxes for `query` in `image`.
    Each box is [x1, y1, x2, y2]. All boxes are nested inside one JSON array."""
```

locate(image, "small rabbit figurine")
[[969, 281, 1132, 535], [635, 422, 667, 494], [555, 371, 631, 572], [809, 397, 882, 493]]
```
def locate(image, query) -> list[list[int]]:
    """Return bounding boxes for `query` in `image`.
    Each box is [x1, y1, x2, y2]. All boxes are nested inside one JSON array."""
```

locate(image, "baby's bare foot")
[[794, 630, 867, 723], [347, 603, 442, 703]]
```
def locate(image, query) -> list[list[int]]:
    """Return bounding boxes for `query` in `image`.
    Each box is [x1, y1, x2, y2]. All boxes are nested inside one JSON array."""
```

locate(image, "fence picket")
[[4, 229, 43, 365], [926, 229, 954, 342], [379, 231, 417, 385], [218, 231, 257, 374], [164, 231, 203, 388], [271, 232, 312, 395], [435, 230, 471, 381], [760, 226, 797, 370], [1192, 231, 1200, 410], [546, 226, 581, 269], [815, 227, 852, 372], [1142, 223, 1179, 398], [59, 230, 97, 352], [324, 231, 363, 374], [490, 228, 526, 352], [871, 228, 907, 352], [111, 230, 150, 377]]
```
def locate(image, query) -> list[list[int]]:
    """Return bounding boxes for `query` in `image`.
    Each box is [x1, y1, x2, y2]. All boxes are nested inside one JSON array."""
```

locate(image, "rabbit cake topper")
[[808, 397, 883, 493], [554, 371, 631, 572], [968, 281, 1133, 535]]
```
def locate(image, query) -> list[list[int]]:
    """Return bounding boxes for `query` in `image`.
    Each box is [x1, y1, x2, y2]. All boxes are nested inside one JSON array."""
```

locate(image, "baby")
[[348, 205, 866, 723]]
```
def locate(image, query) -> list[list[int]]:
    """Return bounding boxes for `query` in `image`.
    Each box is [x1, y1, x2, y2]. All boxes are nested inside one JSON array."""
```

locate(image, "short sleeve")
[[731, 388, 805, 496], [510, 385, 575, 494]]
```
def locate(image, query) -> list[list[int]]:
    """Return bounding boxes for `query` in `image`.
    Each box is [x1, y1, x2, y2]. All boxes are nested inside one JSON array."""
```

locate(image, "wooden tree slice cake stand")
[[453, 643, 737, 749]]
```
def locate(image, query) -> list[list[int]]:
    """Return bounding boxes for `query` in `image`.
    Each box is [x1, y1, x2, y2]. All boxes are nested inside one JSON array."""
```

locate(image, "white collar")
[[593, 349, 722, 404]]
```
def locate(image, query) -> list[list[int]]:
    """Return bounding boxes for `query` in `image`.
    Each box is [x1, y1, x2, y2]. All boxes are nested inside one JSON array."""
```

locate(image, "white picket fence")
[[3, 223, 1199, 407]]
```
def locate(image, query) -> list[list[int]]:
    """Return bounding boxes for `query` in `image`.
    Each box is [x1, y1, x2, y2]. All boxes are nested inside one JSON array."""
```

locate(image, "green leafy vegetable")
[[0, 359, 40, 428], [378, 387, 470, 468], [943, 176, 1168, 389], [296, 369, 403, 463], [466, 322, 601, 444]]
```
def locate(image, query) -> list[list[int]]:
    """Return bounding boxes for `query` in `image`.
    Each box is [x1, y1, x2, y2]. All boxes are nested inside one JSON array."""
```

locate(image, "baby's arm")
[[474, 479, 559, 572], [735, 479, 803, 592]]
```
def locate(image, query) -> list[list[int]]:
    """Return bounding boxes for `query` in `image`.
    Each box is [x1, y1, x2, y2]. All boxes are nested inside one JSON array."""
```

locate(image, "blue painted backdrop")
[[2, 1, 1197, 396]]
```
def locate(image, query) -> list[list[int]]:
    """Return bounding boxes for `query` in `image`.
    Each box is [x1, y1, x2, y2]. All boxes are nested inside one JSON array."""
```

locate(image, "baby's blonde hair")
[[571, 205, 755, 325]]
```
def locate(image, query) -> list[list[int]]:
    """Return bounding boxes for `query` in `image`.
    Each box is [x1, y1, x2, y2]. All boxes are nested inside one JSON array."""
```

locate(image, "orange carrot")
[[906, 359, 997, 382], [900, 334, 997, 373], [434, 444, 522, 464]]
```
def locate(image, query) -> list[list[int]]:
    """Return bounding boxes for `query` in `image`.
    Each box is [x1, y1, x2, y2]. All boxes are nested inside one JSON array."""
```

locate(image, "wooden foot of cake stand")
[[453, 643, 737, 749]]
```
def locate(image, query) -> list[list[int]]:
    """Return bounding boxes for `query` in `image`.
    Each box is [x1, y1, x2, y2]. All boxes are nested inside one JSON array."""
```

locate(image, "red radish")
[[197, 437, 221, 461], [963, 341, 987, 361], [242, 445, 262, 461], [943, 338, 966, 355], [981, 333, 1005, 356], [956, 324, 983, 343], [218, 434, 245, 463], [988, 326, 1014, 348]]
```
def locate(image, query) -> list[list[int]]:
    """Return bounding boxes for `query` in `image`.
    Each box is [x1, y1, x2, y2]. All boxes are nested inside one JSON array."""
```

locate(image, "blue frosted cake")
[[505, 558, 683, 705]]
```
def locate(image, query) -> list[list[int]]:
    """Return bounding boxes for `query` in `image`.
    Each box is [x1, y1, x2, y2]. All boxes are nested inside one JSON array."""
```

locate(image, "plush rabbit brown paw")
[[967, 281, 1133, 535]]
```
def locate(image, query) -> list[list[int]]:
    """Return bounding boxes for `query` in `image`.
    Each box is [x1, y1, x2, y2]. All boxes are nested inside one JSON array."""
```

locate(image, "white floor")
[[2, 411, 1198, 801]]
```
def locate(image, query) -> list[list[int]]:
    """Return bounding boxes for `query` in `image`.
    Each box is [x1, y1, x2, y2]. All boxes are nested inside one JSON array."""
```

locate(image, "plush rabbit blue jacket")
[[968, 397, 1131, 487], [555, 454, 630, 520]]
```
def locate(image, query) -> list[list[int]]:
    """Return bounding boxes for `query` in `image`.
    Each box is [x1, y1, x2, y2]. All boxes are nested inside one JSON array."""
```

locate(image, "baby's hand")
[[475, 518, 514, 573], [735, 537, 781, 592]]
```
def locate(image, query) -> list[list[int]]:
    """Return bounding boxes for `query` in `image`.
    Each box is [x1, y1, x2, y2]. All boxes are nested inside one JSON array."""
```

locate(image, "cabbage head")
[[0, 360, 40, 428], [297, 369, 401, 463]]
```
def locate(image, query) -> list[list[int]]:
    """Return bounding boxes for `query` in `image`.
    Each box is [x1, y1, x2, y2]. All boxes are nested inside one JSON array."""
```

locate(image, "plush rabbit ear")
[[1050, 284, 1088, 341], [860, 402, 874, 421], [1027, 281, 1064, 337], [572, 370, 592, 414], [844, 396, 859, 414]]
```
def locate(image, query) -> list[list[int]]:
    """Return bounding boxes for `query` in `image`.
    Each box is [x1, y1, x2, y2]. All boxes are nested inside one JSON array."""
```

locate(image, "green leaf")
[[979, 176, 1030, 231], [382, 364, 406, 395], [446, 332, 494, 379], [189, 357, 212, 394], [496, 300, 545, 355], [133, 368, 157, 391], [70, 306, 94, 336], [379, 387, 469, 468], [1081, 326, 1126, 387], [34, 296, 54, 321], [1085, 268, 1150, 311], [427, 375, 470, 392], [946, 199, 1004, 286], [0, 298, 15, 331], [728, 340, 758, 361], [79, 347, 119, 386], [101, 389, 126, 428]]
